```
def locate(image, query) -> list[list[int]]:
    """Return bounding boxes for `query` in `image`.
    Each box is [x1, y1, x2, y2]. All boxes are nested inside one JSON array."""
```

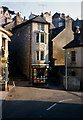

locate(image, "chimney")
[[74, 26, 80, 38], [65, 16, 72, 30], [80, 23, 83, 44], [41, 12, 43, 17], [23, 16, 26, 21]]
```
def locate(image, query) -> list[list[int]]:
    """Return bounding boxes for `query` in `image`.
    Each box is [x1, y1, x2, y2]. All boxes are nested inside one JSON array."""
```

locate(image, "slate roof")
[[63, 33, 83, 49], [51, 26, 65, 40], [12, 15, 49, 30]]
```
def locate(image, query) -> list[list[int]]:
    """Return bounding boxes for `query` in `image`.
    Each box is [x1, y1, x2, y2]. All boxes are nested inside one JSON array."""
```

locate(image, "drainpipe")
[[65, 49, 68, 90], [5, 63, 8, 91]]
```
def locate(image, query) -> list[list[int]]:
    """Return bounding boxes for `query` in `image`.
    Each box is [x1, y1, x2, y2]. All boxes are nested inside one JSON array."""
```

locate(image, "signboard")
[[1, 57, 6, 65]]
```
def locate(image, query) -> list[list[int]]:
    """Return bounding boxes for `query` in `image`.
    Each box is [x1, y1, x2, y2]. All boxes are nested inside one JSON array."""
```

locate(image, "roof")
[[51, 26, 65, 39], [63, 33, 83, 49], [12, 16, 49, 30], [0, 26, 13, 37]]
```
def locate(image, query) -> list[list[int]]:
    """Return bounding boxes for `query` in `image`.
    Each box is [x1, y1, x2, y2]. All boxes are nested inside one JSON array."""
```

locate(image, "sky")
[[0, 0, 82, 20]]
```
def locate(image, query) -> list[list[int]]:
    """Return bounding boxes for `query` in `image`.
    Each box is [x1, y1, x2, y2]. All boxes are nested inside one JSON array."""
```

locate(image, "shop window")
[[36, 69, 45, 78]]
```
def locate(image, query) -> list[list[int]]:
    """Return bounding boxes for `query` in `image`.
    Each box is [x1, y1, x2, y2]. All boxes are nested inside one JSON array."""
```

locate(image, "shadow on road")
[[2, 99, 83, 120]]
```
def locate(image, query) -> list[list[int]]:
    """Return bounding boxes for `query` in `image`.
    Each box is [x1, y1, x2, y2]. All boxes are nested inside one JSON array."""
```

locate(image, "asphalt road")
[[2, 86, 83, 120]]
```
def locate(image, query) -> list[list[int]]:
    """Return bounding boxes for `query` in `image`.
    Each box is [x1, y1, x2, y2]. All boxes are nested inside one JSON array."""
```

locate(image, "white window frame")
[[36, 50, 45, 61]]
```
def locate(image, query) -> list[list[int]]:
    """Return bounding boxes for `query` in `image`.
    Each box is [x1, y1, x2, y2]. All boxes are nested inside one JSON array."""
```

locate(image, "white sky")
[[0, 0, 82, 2], [0, 0, 82, 20]]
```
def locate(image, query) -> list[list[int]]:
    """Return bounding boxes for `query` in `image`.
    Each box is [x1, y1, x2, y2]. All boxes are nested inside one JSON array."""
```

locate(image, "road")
[[2, 86, 83, 120]]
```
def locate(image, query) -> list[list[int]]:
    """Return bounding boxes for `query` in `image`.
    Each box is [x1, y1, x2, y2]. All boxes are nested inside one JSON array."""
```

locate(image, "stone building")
[[2, 12, 23, 31], [63, 25, 83, 90], [10, 15, 50, 84], [0, 27, 12, 91], [0, 6, 13, 26], [29, 12, 55, 29], [52, 16, 74, 66], [52, 12, 66, 28], [49, 16, 74, 85]]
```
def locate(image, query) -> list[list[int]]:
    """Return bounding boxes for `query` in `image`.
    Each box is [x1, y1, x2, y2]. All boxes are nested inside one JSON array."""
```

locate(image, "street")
[[2, 85, 83, 120]]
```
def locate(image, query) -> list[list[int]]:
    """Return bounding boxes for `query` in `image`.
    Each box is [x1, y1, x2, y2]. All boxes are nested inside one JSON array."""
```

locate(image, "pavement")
[[0, 84, 15, 100], [0, 84, 15, 120]]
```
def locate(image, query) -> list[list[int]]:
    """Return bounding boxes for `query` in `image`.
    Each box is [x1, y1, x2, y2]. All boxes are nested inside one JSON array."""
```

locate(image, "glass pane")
[[36, 51, 39, 60], [36, 33, 39, 43], [41, 33, 44, 43], [71, 51, 76, 62], [41, 51, 44, 60], [41, 24, 44, 31]]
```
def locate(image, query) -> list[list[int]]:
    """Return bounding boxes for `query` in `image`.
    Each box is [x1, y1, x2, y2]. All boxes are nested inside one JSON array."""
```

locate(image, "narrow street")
[[2, 85, 83, 120]]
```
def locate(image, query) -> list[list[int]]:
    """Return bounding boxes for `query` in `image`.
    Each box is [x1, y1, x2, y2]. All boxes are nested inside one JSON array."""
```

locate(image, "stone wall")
[[10, 23, 32, 81], [53, 29, 74, 66], [63, 76, 80, 91]]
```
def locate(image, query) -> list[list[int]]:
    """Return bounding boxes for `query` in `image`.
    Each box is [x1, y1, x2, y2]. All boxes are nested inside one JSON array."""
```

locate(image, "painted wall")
[[32, 23, 49, 64], [53, 19, 74, 66]]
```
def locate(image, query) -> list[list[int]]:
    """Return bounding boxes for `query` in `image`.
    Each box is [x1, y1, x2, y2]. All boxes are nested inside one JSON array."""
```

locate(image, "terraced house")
[[0, 27, 12, 91], [10, 15, 50, 85], [63, 25, 83, 90]]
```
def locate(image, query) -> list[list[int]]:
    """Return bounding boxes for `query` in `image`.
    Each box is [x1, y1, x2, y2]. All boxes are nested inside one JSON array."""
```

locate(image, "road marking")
[[46, 103, 57, 111], [59, 99, 72, 103], [46, 99, 73, 111]]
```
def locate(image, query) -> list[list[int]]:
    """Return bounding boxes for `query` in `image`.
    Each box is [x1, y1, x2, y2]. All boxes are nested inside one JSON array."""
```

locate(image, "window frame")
[[71, 51, 76, 63], [36, 51, 39, 60], [41, 24, 44, 31], [41, 51, 45, 61], [36, 33, 39, 43], [41, 33, 45, 43]]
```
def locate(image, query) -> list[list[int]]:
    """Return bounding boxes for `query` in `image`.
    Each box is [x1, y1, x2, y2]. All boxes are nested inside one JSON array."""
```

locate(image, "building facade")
[[52, 12, 66, 28], [10, 16, 50, 84], [0, 6, 13, 26], [0, 27, 12, 91], [52, 16, 74, 66], [63, 25, 83, 90]]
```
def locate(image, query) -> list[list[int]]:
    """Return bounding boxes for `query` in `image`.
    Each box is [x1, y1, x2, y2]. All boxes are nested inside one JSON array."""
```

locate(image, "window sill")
[[70, 62, 76, 64]]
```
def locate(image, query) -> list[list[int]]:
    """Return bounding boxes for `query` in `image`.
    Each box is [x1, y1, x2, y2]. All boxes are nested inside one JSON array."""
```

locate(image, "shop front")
[[32, 64, 49, 85]]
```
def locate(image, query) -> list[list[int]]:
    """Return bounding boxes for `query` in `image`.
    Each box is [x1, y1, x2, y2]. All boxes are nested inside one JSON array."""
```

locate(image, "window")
[[71, 71, 76, 76], [38, 23, 44, 31], [41, 51, 44, 60], [36, 51, 39, 60], [36, 33, 39, 43], [45, 33, 47, 44], [2, 39, 5, 56], [1, 11, 2, 14], [71, 51, 76, 62], [41, 24, 44, 31], [41, 33, 44, 43], [38, 23, 40, 30]]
